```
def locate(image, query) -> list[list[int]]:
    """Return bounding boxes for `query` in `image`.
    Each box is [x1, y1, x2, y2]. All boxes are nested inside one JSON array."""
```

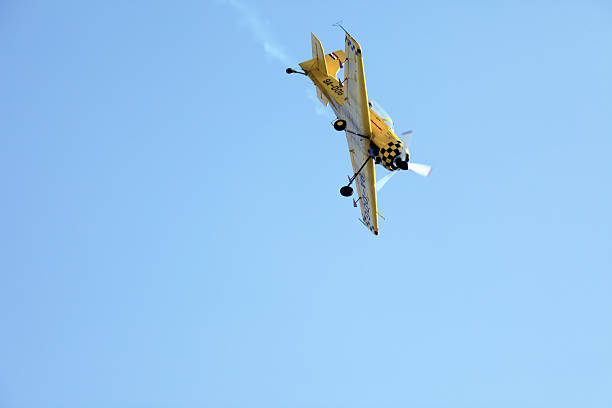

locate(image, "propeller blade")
[[376, 170, 399, 192], [401, 130, 412, 147], [408, 163, 432, 177]]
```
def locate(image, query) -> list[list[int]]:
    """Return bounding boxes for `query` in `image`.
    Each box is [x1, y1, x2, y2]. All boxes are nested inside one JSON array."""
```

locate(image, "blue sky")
[[1, 1, 611, 406]]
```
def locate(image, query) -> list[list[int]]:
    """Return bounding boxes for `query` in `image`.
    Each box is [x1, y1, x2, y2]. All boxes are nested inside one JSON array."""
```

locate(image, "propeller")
[[376, 130, 432, 192], [376, 162, 431, 192], [365, 99, 432, 189], [401, 130, 432, 177], [401, 130, 412, 145], [407, 162, 432, 177], [376, 170, 398, 192]]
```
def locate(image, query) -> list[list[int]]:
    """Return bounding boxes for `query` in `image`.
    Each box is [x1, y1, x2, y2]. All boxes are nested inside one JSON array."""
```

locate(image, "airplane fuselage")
[[298, 48, 410, 172]]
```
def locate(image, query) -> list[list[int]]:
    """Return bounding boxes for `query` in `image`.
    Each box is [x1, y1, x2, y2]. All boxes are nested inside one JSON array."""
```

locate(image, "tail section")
[[325, 50, 345, 77], [310, 33, 329, 75], [302, 33, 345, 77], [316, 87, 329, 107], [309, 33, 330, 107], [298, 33, 346, 107]]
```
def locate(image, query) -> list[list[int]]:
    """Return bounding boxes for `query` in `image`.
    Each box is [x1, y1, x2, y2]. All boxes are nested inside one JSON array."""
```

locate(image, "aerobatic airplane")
[[286, 27, 431, 235]]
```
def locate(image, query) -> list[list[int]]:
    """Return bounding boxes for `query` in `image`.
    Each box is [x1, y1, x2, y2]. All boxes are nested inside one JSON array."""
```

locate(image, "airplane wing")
[[343, 33, 372, 136], [346, 135, 378, 235], [343, 33, 378, 235]]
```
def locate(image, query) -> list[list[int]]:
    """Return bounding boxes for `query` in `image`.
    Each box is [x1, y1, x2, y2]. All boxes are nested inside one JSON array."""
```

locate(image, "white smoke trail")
[[307, 89, 334, 118], [221, 0, 291, 66], [220, 0, 332, 117]]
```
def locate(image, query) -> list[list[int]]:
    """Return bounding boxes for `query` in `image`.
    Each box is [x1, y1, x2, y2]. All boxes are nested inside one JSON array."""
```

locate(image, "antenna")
[[332, 21, 350, 36]]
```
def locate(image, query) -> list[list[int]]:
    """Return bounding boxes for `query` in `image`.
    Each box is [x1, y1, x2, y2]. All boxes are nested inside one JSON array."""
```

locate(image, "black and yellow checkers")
[[294, 31, 379, 235], [379, 141, 404, 171], [368, 108, 404, 161]]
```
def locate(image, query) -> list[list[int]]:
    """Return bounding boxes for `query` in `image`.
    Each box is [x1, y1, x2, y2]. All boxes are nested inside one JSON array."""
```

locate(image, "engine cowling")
[[378, 141, 408, 171]]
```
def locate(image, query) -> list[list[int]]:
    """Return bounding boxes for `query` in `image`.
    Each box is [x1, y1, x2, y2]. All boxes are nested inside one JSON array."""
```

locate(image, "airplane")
[[286, 28, 431, 235]]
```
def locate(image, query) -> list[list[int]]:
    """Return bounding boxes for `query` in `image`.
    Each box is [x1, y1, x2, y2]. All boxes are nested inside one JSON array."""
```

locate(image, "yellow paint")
[[299, 33, 345, 107], [368, 108, 410, 170], [344, 33, 372, 138], [296, 31, 411, 235], [299, 61, 345, 107]]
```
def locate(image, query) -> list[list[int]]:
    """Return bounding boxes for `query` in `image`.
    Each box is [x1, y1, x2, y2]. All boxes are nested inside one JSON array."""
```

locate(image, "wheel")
[[340, 186, 354, 197], [333, 119, 347, 131], [286, 68, 294, 74]]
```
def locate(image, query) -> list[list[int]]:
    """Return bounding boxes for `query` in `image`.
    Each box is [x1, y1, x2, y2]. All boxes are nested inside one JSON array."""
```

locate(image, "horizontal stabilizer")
[[325, 50, 345, 78], [299, 34, 345, 78]]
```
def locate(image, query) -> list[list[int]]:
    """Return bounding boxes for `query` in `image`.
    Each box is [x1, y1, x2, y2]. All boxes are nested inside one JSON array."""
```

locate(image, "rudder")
[[310, 33, 329, 75]]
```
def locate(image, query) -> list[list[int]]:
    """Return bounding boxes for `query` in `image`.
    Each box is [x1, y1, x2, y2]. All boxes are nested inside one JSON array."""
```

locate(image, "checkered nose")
[[379, 141, 407, 170]]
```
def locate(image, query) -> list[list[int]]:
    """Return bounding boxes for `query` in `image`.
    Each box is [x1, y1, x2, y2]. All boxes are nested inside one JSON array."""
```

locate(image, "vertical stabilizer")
[[311, 33, 330, 106], [310, 33, 329, 75]]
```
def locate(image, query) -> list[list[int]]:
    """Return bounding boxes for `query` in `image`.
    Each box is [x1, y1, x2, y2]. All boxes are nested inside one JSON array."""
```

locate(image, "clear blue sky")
[[2, 1, 611, 406]]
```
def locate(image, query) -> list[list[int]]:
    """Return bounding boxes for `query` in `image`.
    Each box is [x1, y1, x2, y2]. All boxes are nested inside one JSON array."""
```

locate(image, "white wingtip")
[[408, 163, 432, 177]]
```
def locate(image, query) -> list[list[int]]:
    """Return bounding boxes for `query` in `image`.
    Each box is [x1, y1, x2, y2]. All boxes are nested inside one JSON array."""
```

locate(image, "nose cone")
[[393, 142, 410, 170], [395, 157, 409, 170]]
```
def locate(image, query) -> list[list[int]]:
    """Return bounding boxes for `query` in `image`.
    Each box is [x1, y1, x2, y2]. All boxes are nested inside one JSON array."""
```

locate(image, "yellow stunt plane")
[[287, 28, 431, 235]]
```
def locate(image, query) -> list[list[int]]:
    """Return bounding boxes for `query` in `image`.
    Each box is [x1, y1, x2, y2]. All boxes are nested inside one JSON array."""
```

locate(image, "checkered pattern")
[[379, 141, 403, 170]]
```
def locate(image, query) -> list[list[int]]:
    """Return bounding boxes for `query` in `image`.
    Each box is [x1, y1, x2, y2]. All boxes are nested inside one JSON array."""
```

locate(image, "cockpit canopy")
[[368, 100, 394, 129]]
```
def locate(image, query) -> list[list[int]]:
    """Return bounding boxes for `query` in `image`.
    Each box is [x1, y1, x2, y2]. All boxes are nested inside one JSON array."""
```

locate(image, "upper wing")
[[343, 33, 372, 137], [342, 34, 378, 235]]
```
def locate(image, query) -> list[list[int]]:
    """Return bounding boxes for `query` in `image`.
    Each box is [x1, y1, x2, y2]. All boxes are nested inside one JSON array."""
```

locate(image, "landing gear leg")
[[340, 156, 372, 197], [286, 68, 307, 75]]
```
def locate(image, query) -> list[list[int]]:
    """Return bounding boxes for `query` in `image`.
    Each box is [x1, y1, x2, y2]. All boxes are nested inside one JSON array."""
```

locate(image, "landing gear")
[[339, 156, 372, 197], [340, 186, 354, 197], [285, 68, 306, 75], [333, 119, 347, 131]]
